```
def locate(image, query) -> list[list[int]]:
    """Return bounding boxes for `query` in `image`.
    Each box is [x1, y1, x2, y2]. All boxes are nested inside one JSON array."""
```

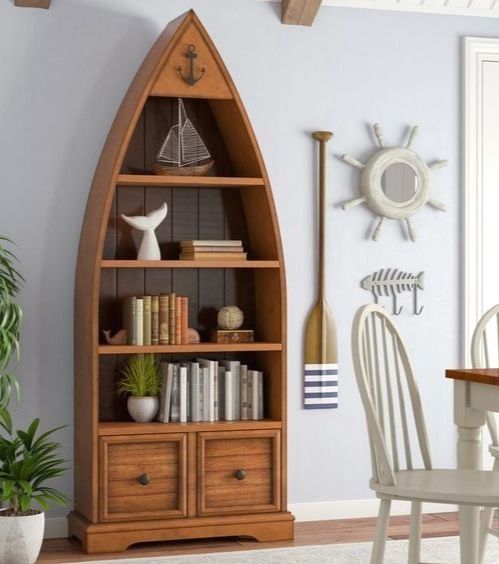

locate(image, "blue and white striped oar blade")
[[304, 363, 338, 409]]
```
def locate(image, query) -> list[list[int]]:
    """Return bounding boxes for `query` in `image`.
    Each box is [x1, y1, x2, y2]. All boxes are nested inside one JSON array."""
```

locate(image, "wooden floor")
[[38, 512, 465, 563]]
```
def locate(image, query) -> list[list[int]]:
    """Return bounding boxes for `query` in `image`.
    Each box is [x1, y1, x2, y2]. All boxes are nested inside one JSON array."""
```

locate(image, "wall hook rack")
[[361, 268, 425, 316]]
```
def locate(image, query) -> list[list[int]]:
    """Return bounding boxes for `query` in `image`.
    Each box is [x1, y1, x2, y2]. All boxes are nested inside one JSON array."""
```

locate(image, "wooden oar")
[[304, 131, 338, 410]]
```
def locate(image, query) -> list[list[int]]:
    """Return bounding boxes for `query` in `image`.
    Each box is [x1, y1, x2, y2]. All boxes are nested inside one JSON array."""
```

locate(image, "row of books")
[[157, 359, 264, 423], [179, 240, 247, 261], [122, 294, 188, 346]]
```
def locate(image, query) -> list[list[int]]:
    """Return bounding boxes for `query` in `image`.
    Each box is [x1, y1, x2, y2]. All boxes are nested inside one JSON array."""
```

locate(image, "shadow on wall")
[[5, 0, 162, 518]]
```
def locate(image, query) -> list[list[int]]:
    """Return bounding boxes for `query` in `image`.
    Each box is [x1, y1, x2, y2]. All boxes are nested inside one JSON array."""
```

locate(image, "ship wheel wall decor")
[[338, 124, 447, 242]]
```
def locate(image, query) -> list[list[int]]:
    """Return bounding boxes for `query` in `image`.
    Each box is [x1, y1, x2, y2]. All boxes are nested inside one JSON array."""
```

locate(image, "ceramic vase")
[[127, 396, 159, 423], [0, 511, 44, 564]]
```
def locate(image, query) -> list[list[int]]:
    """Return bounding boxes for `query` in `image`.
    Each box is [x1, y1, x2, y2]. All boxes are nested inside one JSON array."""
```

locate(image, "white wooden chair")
[[352, 303, 499, 564], [471, 303, 499, 563]]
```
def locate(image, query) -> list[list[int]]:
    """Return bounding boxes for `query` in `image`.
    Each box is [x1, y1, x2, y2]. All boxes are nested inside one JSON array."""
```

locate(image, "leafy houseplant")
[[118, 354, 161, 422], [0, 237, 69, 564], [0, 237, 23, 433]]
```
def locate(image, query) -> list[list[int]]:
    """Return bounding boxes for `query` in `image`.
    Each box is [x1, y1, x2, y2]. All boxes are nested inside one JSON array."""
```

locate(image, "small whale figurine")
[[121, 202, 168, 260], [103, 329, 127, 345]]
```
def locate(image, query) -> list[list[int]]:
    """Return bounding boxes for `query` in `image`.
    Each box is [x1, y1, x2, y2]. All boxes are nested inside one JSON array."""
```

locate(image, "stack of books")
[[122, 294, 189, 346], [156, 359, 264, 423], [180, 240, 247, 261]]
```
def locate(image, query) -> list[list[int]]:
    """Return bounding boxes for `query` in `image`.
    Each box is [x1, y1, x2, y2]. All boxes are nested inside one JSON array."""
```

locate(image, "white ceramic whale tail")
[[121, 202, 167, 260]]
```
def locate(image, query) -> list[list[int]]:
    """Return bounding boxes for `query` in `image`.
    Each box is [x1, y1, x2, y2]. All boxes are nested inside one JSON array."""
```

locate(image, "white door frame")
[[464, 37, 499, 366]]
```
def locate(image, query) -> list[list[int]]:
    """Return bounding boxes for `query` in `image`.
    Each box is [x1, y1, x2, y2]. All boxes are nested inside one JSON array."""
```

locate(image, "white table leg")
[[454, 380, 485, 564]]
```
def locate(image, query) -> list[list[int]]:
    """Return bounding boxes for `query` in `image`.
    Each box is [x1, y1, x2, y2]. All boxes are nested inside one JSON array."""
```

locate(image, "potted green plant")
[[118, 354, 161, 422], [0, 418, 69, 564], [0, 237, 23, 433]]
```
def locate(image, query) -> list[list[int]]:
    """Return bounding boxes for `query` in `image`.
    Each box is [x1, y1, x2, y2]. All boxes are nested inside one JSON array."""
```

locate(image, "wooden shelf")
[[98, 343, 282, 355], [101, 259, 279, 269], [116, 175, 265, 188], [99, 419, 282, 436]]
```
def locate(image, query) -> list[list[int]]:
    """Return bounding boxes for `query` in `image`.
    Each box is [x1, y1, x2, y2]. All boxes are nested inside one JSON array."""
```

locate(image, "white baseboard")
[[289, 499, 457, 522], [44, 500, 457, 539]]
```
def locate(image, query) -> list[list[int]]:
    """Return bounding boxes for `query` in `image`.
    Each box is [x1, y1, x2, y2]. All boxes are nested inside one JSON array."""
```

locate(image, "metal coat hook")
[[392, 292, 403, 316], [414, 286, 424, 315]]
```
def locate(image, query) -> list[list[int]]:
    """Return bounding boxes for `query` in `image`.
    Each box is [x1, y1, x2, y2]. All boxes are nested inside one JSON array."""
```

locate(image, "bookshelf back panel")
[[121, 97, 234, 177], [98, 352, 280, 422], [98, 268, 255, 342], [104, 187, 251, 261]]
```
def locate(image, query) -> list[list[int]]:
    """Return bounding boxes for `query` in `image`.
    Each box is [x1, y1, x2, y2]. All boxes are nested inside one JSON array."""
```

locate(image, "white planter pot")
[[127, 396, 159, 422], [0, 511, 44, 564]]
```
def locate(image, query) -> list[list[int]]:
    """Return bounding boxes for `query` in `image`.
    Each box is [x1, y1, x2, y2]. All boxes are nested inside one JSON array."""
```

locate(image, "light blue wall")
[[1, 0, 498, 518]]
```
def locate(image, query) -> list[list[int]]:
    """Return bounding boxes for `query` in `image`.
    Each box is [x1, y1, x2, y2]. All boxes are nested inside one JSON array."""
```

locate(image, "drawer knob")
[[137, 473, 151, 486], [234, 469, 247, 481]]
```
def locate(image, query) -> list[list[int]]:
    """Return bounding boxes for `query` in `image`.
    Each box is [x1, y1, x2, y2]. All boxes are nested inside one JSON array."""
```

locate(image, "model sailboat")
[[154, 98, 214, 176]]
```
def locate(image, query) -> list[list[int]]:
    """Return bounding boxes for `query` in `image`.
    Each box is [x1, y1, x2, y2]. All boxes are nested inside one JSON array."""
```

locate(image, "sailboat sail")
[[156, 99, 211, 167]]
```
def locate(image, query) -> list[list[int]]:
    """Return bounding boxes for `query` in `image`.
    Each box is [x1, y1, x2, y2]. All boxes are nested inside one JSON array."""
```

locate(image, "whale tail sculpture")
[[121, 202, 168, 260]]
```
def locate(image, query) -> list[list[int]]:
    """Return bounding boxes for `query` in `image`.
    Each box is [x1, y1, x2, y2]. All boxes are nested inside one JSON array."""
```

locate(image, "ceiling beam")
[[14, 0, 51, 8], [282, 0, 323, 25]]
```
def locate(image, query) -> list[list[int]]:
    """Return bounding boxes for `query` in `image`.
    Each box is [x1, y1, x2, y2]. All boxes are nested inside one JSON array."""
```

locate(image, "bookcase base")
[[68, 511, 295, 554]]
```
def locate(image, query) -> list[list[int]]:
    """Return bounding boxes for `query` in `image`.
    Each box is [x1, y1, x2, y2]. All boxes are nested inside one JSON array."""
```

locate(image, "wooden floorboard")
[[38, 512, 463, 563]]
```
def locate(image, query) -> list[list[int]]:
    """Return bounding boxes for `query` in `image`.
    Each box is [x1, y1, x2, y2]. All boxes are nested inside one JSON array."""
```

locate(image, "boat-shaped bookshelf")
[[71, 10, 292, 553]]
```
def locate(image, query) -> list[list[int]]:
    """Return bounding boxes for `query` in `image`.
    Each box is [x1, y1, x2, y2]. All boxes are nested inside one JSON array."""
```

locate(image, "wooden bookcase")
[[69, 10, 293, 553]]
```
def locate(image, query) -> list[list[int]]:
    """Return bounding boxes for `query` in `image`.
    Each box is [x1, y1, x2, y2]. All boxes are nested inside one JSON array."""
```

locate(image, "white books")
[[224, 371, 235, 421], [258, 371, 264, 420], [157, 363, 168, 422], [240, 365, 248, 421], [179, 366, 188, 423], [202, 366, 211, 422], [135, 298, 144, 346], [217, 366, 225, 421], [170, 365, 180, 423], [198, 359, 217, 422], [190, 363, 200, 422], [249, 370, 259, 420], [213, 365, 219, 421], [198, 367, 204, 422], [220, 361, 240, 420]]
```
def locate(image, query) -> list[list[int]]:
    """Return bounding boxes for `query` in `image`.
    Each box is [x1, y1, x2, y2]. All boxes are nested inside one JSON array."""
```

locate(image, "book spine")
[[213, 364, 219, 422], [202, 367, 210, 422], [157, 363, 168, 422], [258, 371, 264, 420], [218, 367, 225, 422], [170, 366, 180, 423], [247, 372, 253, 420], [151, 296, 159, 345], [180, 297, 188, 344], [224, 371, 234, 421], [240, 365, 248, 421], [180, 240, 243, 247], [143, 296, 151, 346], [191, 364, 200, 422], [122, 296, 137, 346], [208, 364, 215, 422], [250, 370, 259, 420], [234, 365, 241, 420], [175, 296, 182, 345], [164, 364, 174, 423], [179, 367, 187, 423], [159, 294, 169, 345], [198, 367, 204, 422], [169, 293, 176, 345], [186, 366, 191, 422], [135, 298, 143, 346]]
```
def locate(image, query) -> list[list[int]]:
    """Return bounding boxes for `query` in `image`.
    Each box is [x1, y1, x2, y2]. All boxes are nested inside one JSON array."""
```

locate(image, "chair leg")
[[408, 501, 422, 564], [371, 498, 391, 564], [478, 507, 494, 564]]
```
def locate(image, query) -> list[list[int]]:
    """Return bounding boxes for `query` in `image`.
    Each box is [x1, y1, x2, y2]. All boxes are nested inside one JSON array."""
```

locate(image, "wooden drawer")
[[99, 434, 187, 522], [197, 430, 281, 516]]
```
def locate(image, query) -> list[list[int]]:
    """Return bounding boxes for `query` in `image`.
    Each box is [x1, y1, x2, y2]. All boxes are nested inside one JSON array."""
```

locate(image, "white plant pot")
[[0, 510, 44, 564], [127, 396, 159, 422]]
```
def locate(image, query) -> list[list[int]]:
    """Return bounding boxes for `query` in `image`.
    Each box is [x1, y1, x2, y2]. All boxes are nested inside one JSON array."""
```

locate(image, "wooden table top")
[[446, 368, 499, 386]]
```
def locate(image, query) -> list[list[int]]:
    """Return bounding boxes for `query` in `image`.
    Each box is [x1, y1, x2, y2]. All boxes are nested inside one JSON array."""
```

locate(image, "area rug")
[[88, 536, 499, 563]]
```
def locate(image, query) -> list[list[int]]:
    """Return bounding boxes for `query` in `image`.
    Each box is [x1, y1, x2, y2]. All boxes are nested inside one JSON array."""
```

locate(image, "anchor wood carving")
[[176, 44, 205, 85]]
